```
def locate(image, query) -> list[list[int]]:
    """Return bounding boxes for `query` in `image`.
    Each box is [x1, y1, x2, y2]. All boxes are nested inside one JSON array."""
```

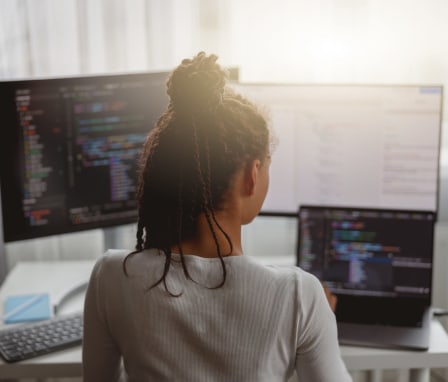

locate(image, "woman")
[[82, 52, 351, 381]]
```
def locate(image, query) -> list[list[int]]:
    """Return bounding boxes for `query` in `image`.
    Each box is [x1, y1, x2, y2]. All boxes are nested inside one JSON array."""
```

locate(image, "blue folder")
[[3, 293, 52, 324]]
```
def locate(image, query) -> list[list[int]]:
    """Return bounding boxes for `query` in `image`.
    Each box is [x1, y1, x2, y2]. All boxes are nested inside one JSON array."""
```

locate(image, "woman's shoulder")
[[92, 248, 160, 277], [240, 256, 322, 290], [94, 249, 128, 269], [89, 249, 126, 280]]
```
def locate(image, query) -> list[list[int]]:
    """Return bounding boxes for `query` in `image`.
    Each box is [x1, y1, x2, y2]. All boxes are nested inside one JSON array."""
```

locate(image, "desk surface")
[[1, 259, 448, 379], [0, 260, 93, 378]]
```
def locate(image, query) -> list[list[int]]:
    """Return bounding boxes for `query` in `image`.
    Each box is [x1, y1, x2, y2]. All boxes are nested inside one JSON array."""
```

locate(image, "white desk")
[[341, 322, 448, 382], [0, 261, 93, 380], [1, 260, 448, 382]]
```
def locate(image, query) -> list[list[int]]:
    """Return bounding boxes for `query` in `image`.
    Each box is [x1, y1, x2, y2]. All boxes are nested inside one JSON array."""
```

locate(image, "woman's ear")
[[244, 159, 261, 196]]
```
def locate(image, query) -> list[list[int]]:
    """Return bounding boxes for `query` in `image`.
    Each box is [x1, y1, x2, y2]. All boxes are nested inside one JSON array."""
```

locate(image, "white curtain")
[[0, 0, 223, 79]]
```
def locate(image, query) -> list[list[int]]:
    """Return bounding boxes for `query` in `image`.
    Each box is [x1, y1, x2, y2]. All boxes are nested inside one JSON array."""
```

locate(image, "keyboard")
[[0, 312, 83, 362]]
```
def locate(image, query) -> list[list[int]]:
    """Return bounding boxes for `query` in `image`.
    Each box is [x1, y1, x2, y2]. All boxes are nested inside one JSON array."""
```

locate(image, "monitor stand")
[[0, 192, 7, 285], [0, 243, 5, 285], [102, 224, 136, 252]]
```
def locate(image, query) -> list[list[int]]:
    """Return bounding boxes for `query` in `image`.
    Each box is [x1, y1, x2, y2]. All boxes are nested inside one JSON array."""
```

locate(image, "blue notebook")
[[3, 293, 52, 324]]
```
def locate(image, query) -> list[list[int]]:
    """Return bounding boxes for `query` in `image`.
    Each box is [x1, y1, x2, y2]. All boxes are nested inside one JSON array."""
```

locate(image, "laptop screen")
[[297, 206, 435, 301]]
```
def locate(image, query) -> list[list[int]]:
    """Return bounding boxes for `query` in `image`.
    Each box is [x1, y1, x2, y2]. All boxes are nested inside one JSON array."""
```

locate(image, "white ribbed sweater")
[[82, 249, 351, 382]]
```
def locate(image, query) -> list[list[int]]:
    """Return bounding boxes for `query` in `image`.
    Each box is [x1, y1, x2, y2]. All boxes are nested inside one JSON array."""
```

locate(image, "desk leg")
[[367, 369, 382, 382], [409, 368, 430, 382], [397, 369, 410, 382]]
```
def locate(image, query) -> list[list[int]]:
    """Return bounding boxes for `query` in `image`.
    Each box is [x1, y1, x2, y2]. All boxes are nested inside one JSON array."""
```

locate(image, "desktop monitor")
[[0, 71, 169, 242], [233, 83, 443, 216]]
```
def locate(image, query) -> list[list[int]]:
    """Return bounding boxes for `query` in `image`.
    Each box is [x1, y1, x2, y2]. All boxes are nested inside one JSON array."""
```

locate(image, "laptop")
[[296, 205, 436, 351]]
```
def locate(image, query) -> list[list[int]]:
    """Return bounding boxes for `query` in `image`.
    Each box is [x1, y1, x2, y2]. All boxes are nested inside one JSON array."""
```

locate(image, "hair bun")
[[167, 52, 227, 114]]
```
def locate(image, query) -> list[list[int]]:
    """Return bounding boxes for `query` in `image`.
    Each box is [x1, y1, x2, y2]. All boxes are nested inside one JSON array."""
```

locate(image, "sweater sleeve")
[[295, 271, 352, 382], [82, 255, 123, 382]]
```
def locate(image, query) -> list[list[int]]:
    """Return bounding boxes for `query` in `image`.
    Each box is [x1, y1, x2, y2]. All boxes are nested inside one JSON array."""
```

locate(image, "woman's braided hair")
[[124, 52, 270, 294]]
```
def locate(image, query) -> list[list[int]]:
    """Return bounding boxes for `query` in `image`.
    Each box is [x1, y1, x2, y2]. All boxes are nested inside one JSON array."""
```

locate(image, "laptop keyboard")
[[335, 297, 426, 328], [0, 312, 83, 362]]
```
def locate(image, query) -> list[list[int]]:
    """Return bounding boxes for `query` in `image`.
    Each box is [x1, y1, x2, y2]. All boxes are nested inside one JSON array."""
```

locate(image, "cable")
[[53, 279, 89, 315], [433, 307, 448, 317]]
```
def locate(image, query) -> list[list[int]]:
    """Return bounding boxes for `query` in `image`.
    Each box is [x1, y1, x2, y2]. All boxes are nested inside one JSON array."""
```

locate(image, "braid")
[[204, 133, 233, 256], [122, 221, 144, 276], [203, 132, 230, 287], [177, 159, 195, 284], [159, 248, 181, 297], [191, 120, 218, 243], [191, 116, 229, 288]]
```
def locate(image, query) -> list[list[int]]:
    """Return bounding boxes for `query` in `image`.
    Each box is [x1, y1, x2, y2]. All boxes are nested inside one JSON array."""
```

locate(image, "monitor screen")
[[0, 71, 169, 242], [233, 84, 443, 215], [296, 205, 435, 300]]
